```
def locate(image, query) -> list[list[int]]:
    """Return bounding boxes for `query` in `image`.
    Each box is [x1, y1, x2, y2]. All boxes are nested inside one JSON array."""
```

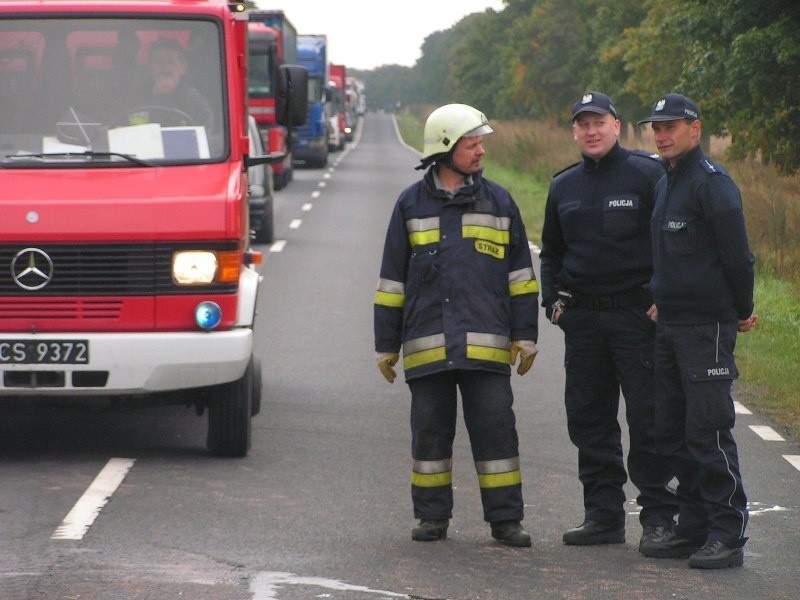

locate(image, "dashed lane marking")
[[734, 401, 752, 415], [311, 191, 321, 199], [269, 240, 287, 253], [302, 203, 312, 211], [51, 458, 136, 540], [289, 219, 302, 229], [749, 425, 786, 441], [783, 455, 800, 472]]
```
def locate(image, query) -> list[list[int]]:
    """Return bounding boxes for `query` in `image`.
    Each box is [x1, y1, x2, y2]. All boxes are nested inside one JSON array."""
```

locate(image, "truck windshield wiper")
[[2, 151, 152, 166]]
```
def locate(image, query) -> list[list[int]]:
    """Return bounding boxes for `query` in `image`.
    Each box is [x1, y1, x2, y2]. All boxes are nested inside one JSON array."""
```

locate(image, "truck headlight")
[[173, 251, 217, 284]]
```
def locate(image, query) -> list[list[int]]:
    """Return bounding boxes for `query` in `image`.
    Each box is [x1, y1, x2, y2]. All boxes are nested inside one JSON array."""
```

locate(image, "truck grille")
[[0, 243, 238, 296]]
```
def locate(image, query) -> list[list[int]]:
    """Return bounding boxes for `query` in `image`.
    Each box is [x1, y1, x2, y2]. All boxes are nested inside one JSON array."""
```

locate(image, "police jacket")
[[651, 145, 755, 324], [539, 143, 663, 315], [374, 167, 539, 382]]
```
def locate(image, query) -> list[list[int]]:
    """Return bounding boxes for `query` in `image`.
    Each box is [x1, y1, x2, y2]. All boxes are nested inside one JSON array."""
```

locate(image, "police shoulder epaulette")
[[552, 161, 580, 178], [700, 157, 724, 175], [631, 149, 661, 161]]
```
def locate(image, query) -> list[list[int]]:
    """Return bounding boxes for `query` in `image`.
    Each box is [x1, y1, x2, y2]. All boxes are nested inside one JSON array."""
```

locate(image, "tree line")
[[356, 0, 799, 175]]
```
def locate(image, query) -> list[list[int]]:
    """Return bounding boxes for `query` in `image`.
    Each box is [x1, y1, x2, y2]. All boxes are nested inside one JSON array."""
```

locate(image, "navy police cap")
[[638, 93, 701, 124], [572, 91, 618, 120]]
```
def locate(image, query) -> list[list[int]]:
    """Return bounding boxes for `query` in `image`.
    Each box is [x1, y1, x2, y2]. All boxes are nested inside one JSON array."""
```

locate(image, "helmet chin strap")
[[439, 150, 472, 178]]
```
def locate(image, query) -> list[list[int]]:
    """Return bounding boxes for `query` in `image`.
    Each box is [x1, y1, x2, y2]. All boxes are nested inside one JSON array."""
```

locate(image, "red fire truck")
[[0, 0, 306, 456]]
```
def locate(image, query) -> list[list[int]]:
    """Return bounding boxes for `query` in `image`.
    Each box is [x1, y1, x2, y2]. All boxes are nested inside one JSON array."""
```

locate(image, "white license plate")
[[0, 340, 89, 364]]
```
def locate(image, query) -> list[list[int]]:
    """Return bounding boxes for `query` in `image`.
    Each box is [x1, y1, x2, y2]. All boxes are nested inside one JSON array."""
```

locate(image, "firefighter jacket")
[[651, 145, 755, 325], [374, 167, 539, 382], [540, 142, 664, 317]]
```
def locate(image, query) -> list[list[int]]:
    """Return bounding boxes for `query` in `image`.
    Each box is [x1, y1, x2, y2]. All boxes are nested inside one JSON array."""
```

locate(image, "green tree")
[[512, 0, 594, 121]]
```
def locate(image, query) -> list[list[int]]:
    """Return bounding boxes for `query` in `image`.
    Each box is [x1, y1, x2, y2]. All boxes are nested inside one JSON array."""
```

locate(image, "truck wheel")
[[207, 360, 253, 457], [251, 355, 262, 417], [254, 211, 273, 244]]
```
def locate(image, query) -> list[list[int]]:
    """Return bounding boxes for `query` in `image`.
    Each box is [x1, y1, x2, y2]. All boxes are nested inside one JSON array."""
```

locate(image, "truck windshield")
[[0, 17, 226, 165]]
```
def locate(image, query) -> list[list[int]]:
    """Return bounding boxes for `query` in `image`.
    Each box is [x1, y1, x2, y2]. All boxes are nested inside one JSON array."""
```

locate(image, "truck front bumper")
[[0, 329, 253, 395]]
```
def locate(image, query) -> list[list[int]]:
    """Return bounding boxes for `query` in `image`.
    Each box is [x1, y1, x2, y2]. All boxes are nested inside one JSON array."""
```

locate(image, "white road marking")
[[289, 219, 302, 229], [734, 401, 752, 415], [269, 240, 287, 253], [250, 572, 409, 599], [784, 455, 800, 472], [323, 173, 331, 179], [747, 501, 790, 515], [311, 191, 321, 199], [318, 181, 326, 188], [302, 203, 313, 211], [51, 458, 136, 540], [749, 425, 785, 441]]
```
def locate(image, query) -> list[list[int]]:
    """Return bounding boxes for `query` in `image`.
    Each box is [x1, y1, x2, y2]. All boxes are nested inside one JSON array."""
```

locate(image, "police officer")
[[373, 103, 539, 547], [540, 91, 678, 548], [637, 93, 757, 568]]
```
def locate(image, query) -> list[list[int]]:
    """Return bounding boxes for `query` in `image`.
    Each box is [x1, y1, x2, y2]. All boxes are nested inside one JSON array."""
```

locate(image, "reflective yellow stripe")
[[404, 346, 446, 369], [478, 469, 522, 489], [374, 290, 405, 307], [462, 225, 510, 245], [467, 345, 510, 364], [407, 217, 440, 247], [462, 214, 511, 245], [409, 230, 440, 246], [375, 278, 406, 307], [411, 471, 452, 488], [465, 332, 509, 364], [509, 279, 539, 297]]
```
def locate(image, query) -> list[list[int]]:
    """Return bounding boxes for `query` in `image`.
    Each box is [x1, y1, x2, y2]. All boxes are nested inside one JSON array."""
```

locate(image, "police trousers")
[[559, 304, 677, 528], [653, 320, 749, 548], [408, 370, 524, 524]]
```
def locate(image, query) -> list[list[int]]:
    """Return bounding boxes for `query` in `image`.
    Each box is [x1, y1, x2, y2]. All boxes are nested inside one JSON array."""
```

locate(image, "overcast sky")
[[252, 0, 506, 71]]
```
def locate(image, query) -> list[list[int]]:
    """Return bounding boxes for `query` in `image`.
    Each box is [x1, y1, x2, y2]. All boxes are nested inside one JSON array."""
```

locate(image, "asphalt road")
[[0, 111, 798, 600]]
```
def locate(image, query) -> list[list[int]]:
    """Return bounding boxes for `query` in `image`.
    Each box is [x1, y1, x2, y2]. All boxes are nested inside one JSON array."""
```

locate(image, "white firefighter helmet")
[[420, 103, 493, 160]]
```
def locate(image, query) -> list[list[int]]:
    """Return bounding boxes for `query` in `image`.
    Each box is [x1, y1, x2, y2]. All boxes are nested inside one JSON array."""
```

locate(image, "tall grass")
[[395, 106, 800, 438]]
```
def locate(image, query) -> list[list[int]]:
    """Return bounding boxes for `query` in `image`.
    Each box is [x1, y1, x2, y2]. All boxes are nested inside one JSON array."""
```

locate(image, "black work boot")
[[688, 540, 744, 569], [640, 529, 704, 558], [411, 519, 448, 541], [562, 520, 625, 545], [490, 520, 532, 547]]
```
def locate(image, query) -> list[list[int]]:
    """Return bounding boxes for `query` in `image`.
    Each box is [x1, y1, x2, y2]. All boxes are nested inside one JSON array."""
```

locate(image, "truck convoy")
[[0, 0, 306, 456], [294, 34, 329, 168], [247, 9, 297, 191], [328, 63, 349, 145]]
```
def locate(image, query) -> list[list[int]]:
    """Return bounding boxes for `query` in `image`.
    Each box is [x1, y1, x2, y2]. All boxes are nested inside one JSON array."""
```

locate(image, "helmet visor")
[[462, 124, 493, 138]]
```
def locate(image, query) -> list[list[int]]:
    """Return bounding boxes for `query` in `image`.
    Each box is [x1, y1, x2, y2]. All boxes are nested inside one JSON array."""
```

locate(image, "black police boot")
[[638, 525, 670, 551], [639, 529, 704, 558], [411, 519, 448, 542], [562, 520, 625, 545], [490, 520, 532, 548], [688, 540, 744, 569]]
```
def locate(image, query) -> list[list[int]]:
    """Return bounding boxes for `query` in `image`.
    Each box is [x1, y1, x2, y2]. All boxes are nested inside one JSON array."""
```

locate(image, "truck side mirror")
[[276, 64, 307, 127]]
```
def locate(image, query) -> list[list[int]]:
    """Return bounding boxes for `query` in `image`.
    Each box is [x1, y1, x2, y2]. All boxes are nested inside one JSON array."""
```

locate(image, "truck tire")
[[254, 210, 273, 244], [251, 355, 262, 417], [207, 359, 253, 457]]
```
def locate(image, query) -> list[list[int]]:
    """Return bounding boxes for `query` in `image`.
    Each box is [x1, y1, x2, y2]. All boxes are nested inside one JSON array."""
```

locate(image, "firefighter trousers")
[[408, 370, 524, 524]]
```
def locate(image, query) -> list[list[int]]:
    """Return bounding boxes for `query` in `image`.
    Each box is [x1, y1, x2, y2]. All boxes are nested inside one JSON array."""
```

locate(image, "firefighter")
[[539, 91, 678, 548], [637, 94, 756, 568], [373, 103, 539, 547]]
